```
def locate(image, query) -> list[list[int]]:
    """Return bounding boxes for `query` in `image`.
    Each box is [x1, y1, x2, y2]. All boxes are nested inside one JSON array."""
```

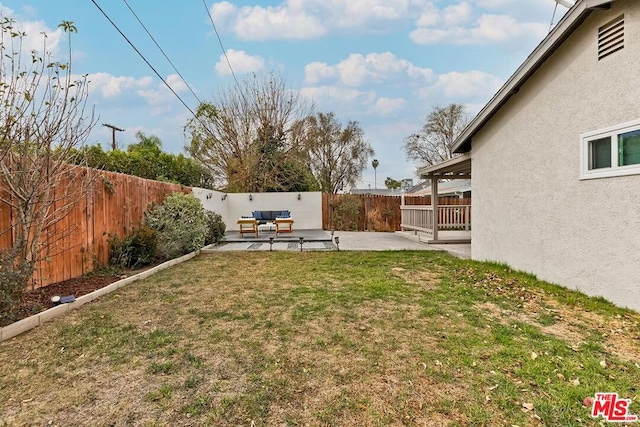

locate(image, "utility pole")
[[102, 123, 125, 150]]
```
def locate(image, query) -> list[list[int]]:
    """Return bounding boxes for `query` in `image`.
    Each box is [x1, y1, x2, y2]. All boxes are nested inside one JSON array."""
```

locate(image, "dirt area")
[[7, 274, 122, 326]]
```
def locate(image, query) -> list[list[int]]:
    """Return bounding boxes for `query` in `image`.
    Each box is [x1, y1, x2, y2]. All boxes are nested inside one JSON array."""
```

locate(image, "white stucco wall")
[[192, 188, 323, 231], [471, 0, 640, 310]]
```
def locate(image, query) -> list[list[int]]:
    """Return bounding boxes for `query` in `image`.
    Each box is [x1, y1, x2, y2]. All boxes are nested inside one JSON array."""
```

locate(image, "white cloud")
[[212, 1, 326, 40], [441, 2, 473, 26], [411, 0, 549, 46], [371, 97, 407, 116], [305, 52, 433, 87], [210, 1, 237, 23], [469, 0, 513, 8], [136, 74, 190, 114], [211, 0, 430, 40], [87, 73, 153, 99], [300, 85, 376, 105], [302, 52, 502, 120], [215, 49, 265, 76], [210, 0, 550, 45], [411, 13, 547, 45], [420, 70, 503, 100], [0, 4, 65, 59], [165, 74, 188, 93], [85, 72, 192, 116]]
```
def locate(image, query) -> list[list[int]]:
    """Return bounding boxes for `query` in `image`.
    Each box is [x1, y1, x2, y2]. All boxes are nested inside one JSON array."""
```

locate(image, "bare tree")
[[300, 112, 374, 193], [185, 72, 313, 192], [0, 17, 95, 317], [403, 103, 470, 166]]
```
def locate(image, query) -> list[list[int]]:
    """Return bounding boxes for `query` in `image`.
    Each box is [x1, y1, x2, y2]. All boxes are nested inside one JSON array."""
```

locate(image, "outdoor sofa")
[[237, 210, 294, 237]]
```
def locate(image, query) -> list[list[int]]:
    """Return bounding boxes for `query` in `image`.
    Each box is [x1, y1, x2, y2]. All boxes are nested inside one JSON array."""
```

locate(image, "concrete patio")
[[202, 230, 471, 259]]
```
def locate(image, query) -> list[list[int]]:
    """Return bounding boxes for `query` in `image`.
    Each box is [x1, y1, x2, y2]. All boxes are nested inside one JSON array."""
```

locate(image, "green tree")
[[185, 72, 313, 192], [384, 177, 401, 190], [68, 132, 214, 188], [250, 123, 316, 192], [403, 103, 470, 166], [298, 112, 374, 193], [372, 159, 379, 189]]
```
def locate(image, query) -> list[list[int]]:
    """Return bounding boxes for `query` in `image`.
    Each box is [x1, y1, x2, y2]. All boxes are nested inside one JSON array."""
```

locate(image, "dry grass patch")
[[1, 251, 639, 426], [391, 266, 443, 289]]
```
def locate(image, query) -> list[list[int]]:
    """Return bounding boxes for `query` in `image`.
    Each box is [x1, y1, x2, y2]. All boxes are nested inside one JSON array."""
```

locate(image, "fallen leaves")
[[522, 402, 534, 411]]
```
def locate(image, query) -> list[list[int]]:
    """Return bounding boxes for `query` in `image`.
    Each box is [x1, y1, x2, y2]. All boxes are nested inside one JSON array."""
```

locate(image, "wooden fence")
[[0, 169, 190, 289], [322, 193, 471, 232]]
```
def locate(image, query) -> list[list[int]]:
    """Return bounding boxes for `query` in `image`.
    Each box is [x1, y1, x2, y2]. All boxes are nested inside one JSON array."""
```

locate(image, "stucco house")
[[430, 0, 640, 310]]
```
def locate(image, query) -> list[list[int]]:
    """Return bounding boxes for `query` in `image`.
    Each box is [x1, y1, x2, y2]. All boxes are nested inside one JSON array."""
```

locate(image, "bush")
[[332, 194, 362, 231], [109, 225, 158, 268], [0, 250, 34, 325], [205, 211, 226, 245], [144, 192, 208, 260]]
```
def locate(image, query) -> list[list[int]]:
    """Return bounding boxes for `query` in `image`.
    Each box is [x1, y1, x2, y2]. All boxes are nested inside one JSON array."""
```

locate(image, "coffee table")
[[258, 222, 276, 235]]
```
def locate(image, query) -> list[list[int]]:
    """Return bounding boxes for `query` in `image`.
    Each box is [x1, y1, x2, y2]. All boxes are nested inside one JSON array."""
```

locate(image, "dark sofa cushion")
[[251, 210, 291, 224]]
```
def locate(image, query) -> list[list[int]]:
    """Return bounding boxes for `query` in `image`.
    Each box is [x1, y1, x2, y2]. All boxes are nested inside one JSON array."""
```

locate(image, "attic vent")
[[598, 15, 624, 60]]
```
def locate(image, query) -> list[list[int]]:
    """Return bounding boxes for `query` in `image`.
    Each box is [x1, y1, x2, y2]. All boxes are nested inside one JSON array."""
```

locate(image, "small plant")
[[205, 211, 226, 245], [102, 176, 115, 194], [108, 225, 158, 268], [332, 194, 362, 231], [144, 192, 208, 260], [0, 250, 34, 326], [367, 205, 395, 232]]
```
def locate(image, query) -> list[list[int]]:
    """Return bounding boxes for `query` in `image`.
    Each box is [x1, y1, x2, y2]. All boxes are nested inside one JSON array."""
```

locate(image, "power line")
[[202, 0, 242, 91], [90, 0, 199, 119], [121, 0, 203, 105]]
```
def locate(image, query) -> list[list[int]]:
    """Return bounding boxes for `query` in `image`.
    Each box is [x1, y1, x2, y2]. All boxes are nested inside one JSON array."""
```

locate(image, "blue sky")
[[1, 0, 567, 189]]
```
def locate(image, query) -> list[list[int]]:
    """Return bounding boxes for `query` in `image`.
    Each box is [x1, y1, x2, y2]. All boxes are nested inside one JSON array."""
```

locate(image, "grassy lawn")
[[1, 251, 639, 426]]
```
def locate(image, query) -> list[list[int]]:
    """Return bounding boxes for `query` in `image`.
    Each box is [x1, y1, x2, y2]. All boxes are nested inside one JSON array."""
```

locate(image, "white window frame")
[[580, 119, 640, 180]]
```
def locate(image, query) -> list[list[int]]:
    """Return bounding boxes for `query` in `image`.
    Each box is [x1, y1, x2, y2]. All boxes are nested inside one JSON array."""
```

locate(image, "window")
[[619, 129, 640, 166], [581, 120, 640, 179]]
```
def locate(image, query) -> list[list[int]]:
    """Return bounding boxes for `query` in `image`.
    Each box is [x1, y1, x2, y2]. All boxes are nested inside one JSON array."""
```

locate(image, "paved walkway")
[[203, 230, 471, 259]]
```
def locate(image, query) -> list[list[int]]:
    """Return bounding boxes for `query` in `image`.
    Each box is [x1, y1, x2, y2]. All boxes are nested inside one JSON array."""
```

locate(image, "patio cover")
[[417, 153, 471, 180], [413, 154, 471, 244]]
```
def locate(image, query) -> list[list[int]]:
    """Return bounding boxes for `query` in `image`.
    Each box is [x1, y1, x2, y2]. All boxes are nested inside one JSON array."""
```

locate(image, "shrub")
[[144, 193, 208, 260], [332, 194, 362, 231], [109, 225, 158, 268], [0, 250, 34, 326], [205, 211, 226, 245]]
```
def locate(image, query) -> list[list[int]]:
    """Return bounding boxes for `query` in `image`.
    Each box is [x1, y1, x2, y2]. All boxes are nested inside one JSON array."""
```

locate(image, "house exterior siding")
[[471, 0, 640, 310]]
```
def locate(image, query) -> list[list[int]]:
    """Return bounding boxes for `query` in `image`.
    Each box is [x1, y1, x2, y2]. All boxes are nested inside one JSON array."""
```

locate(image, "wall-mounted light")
[[297, 193, 301, 200], [249, 194, 253, 201], [221, 194, 227, 201]]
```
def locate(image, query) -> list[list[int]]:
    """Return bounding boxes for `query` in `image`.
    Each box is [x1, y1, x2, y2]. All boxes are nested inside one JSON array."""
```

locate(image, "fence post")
[[431, 178, 439, 241], [465, 205, 470, 231]]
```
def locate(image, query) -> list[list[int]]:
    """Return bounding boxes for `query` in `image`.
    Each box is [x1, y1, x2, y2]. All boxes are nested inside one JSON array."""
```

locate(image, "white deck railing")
[[400, 205, 471, 237]]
